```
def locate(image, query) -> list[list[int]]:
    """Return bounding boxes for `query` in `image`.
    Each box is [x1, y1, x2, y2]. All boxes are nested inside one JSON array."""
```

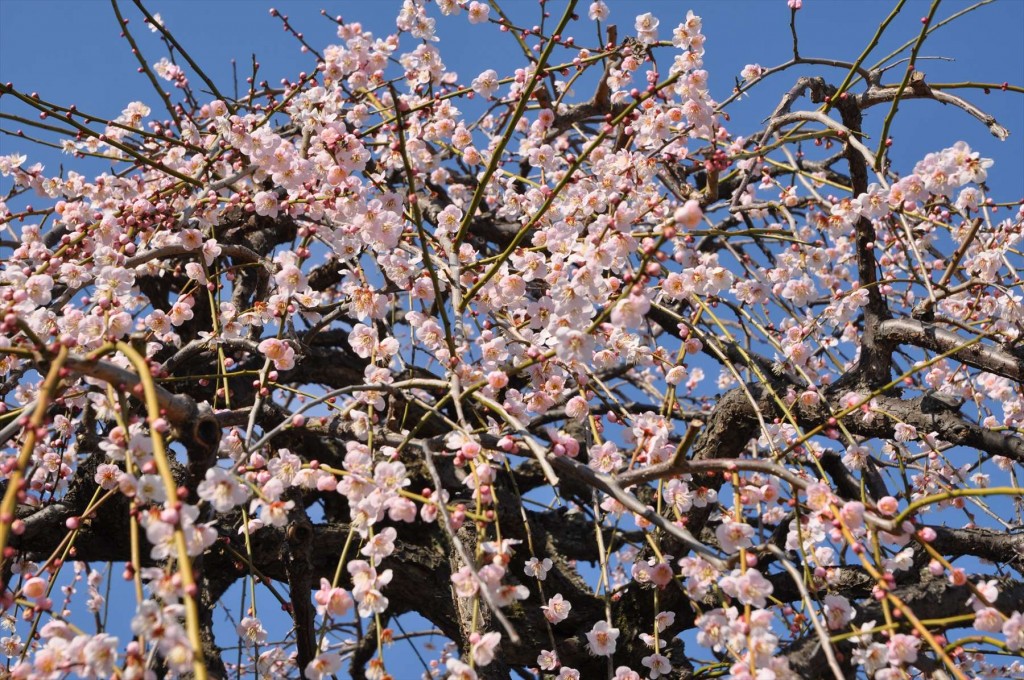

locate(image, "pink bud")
[[23, 577, 46, 599], [877, 496, 899, 516]]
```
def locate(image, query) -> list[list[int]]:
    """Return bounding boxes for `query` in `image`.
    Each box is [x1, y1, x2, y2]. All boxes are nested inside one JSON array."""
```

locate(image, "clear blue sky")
[[1, 2, 1022, 678]]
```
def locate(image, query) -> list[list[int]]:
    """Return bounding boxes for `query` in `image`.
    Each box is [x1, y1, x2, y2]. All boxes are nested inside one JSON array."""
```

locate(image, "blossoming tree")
[[1, 1, 1022, 678]]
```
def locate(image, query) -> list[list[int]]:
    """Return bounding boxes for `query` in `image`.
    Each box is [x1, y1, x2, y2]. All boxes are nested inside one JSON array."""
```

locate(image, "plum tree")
[[0, 1, 1022, 679]]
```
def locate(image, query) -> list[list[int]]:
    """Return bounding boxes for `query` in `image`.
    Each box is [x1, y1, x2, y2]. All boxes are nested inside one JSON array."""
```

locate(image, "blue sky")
[[1, 1, 1023, 678]]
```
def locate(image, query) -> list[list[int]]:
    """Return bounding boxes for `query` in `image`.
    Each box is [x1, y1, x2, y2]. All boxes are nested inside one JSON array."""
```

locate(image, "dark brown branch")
[[860, 81, 1011, 140], [877, 318, 1024, 383], [285, 506, 318, 674], [833, 94, 893, 389], [842, 393, 1024, 464], [785, 576, 1024, 677]]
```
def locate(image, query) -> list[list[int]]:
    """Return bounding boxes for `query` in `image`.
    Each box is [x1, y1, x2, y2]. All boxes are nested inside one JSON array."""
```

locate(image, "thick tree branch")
[[877, 318, 1024, 383]]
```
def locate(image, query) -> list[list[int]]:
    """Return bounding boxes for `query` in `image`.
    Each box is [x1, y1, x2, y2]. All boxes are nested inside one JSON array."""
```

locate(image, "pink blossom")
[[674, 200, 703, 229], [967, 579, 999, 610], [824, 594, 856, 630], [719, 568, 773, 608], [305, 652, 342, 679], [716, 521, 754, 553], [740, 64, 764, 83], [649, 560, 675, 588], [253, 190, 279, 218], [586, 621, 620, 656], [886, 633, 920, 664], [588, 1, 610, 21], [663, 479, 693, 514], [446, 658, 479, 680], [22, 577, 47, 600], [805, 482, 832, 511], [258, 337, 295, 371], [1004, 611, 1024, 651], [642, 652, 672, 678], [451, 565, 479, 598], [839, 501, 866, 529], [466, 2, 489, 24], [611, 292, 651, 328], [360, 526, 397, 564], [542, 593, 572, 624], [877, 496, 899, 515], [537, 649, 559, 670], [236, 617, 268, 646], [524, 557, 553, 581], [471, 631, 501, 666], [974, 607, 1003, 633], [197, 467, 250, 512], [893, 422, 918, 442], [634, 12, 659, 44], [94, 463, 122, 490], [315, 578, 354, 618]]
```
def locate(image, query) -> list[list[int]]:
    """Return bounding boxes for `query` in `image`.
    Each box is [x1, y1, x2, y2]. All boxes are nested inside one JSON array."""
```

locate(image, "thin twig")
[[766, 545, 846, 680], [421, 442, 522, 645]]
